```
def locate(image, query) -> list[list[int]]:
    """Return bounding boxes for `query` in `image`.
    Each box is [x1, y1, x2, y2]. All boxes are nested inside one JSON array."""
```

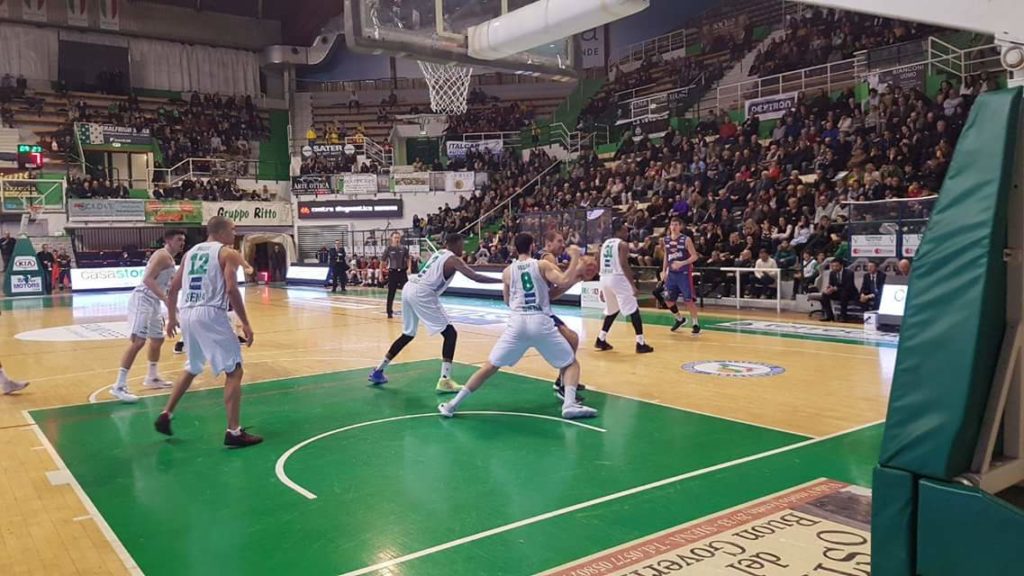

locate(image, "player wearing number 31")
[[439, 233, 596, 420], [154, 216, 263, 448]]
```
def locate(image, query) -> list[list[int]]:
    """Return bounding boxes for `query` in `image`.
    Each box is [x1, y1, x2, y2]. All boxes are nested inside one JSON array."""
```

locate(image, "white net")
[[418, 61, 473, 115]]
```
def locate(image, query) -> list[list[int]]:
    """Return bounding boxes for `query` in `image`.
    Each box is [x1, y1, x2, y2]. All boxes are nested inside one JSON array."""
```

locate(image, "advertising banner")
[[445, 140, 504, 160], [202, 201, 292, 227], [300, 143, 349, 158], [851, 234, 897, 257], [875, 63, 926, 91], [75, 123, 152, 147], [392, 172, 430, 193], [71, 265, 245, 291], [580, 281, 604, 309], [297, 199, 404, 220], [67, 0, 87, 26], [98, 0, 119, 30], [291, 175, 331, 195], [444, 172, 475, 193], [337, 174, 378, 195], [144, 200, 203, 225], [745, 92, 799, 120], [579, 27, 605, 69], [2, 237, 45, 296], [67, 199, 145, 222], [901, 233, 922, 257], [22, 0, 47, 22]]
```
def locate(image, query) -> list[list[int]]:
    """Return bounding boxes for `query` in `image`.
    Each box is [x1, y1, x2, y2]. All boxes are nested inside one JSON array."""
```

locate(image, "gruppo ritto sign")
[[202, 201, 293, 226]]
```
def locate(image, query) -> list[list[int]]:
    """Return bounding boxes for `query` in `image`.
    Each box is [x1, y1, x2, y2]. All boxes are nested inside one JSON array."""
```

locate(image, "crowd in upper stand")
[[749, 9, 937, 77]]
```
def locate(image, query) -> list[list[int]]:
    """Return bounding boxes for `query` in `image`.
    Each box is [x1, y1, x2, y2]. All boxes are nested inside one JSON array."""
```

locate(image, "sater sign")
[[202, 201, 293, 226], [297, 199, 404, 219], [745, 92, 799, 120]]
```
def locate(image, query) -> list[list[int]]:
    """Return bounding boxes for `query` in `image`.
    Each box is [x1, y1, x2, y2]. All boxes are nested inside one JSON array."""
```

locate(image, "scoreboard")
[[17, 144, 44, 169]]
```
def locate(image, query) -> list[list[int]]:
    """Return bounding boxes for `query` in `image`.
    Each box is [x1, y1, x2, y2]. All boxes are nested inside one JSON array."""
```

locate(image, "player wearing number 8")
[[155, 216, 262, 448], [439, 233, 595, 420]]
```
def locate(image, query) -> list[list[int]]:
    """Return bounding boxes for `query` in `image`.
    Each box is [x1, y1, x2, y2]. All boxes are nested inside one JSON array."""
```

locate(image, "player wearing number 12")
[[154, 216, 262, 448], [439, 233, 596, 420]]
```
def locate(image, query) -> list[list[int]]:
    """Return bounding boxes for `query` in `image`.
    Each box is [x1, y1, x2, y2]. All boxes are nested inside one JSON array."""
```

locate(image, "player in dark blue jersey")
[[662, 217, 701, 334]]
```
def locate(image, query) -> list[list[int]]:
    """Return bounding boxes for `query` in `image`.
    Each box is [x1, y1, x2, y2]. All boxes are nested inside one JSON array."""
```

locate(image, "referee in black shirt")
[[382, 232, 411, 318]]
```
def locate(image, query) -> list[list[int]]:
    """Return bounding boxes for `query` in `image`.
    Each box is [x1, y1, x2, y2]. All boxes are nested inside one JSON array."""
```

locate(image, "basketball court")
[[1, 286, 889, 574]]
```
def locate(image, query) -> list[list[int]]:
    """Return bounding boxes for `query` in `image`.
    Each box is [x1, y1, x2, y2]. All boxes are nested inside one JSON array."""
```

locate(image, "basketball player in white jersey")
[[368, 233, 502, 392], [596, 218, 653, 353], [155, 216, 262, 448], [439, 233, 596, 419], [109, 229, 186, 403], [173, 258, 254, 354]]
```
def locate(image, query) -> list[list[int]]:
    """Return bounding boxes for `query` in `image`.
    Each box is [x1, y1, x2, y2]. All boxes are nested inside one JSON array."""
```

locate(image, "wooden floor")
[[0, 286, 892, 575]]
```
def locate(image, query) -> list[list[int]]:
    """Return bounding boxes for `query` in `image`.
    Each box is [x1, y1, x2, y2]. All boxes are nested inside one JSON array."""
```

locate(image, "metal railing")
[[693, 37, 1004, 116], [296, 71, 552, 94], [614, 83, 659, 102], [549, 123, 610, 156], [699, 57, 860, 117], [615, 30, 689, 67], [153, 157, 265, 187], [926, 38, 1002, 81], [458, 159, 562, 238], [457, 131, 522, 147]]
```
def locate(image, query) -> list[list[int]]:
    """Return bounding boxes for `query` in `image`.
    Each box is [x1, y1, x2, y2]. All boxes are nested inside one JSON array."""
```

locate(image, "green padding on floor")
[[880, 87, 1020, 478], [917, 479, 1024, 575], [871, 466, 916, 576]]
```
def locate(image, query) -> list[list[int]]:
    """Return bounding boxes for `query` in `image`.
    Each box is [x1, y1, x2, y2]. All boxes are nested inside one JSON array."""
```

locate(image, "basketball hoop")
[[418, 61, 473, 115], [28, 204, 42, 221]]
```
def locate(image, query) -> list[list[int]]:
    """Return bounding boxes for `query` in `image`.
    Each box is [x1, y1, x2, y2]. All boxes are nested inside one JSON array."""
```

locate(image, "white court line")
[[276, 411, 606, 500], [29, 338, 385, 383], [86, 356, 375, 404], [22, 410, 143, 576], [336, 418, 884, 576], [497, 366, 812, 439]]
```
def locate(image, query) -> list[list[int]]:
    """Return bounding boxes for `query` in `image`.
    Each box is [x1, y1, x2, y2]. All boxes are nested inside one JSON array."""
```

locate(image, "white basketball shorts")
[[600, 274, 639, 316], [401, 284, 451, 337], [180, 306, 243, 376], [489, 314, 575, 369], [126, 291, 164, 340]]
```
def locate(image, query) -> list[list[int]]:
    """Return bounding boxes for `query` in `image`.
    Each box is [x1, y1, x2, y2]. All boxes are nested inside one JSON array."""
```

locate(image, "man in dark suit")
[[329, 240, 348, 293], [820, 259, 857, 322], [859, 261, 886, 311]]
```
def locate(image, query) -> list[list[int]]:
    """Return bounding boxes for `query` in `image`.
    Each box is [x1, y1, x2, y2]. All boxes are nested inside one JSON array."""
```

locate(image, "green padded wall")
[[917, 480, 1024, 575], [871, 466, 917, 576], [879, 87, 1021, 479]]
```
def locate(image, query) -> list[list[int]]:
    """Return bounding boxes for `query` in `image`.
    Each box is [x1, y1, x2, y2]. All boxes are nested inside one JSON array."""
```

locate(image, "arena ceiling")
[[138, 0, 342, 45]]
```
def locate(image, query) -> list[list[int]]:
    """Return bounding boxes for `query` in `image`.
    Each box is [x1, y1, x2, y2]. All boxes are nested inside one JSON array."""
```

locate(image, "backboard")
[[344, 0, 577, 80]]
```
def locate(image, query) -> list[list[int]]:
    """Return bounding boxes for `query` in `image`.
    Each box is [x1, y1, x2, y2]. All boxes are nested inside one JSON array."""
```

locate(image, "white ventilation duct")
[[467, 0, 648, 61]]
